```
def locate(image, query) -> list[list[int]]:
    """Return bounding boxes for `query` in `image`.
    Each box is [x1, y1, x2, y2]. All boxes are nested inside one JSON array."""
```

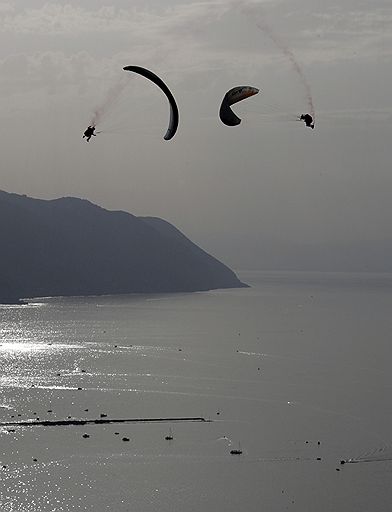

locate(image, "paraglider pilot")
[[300, 114, 314, 129], [83, 125, 96, 142]]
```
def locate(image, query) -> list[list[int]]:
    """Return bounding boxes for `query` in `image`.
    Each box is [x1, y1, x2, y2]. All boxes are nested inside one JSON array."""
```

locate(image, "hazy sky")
[[0, 0, 391, 270]]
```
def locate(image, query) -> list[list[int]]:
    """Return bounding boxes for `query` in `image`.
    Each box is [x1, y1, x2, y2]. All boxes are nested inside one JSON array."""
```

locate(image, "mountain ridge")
[[0, 190, 247, 303]]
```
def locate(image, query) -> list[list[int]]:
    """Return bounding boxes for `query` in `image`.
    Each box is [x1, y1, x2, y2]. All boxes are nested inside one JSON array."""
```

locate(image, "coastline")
[[0, 297, 25, 305]]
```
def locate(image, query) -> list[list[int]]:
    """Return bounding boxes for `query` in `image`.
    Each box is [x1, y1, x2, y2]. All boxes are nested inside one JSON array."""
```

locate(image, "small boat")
[[165, 428, 173, 441], [230, 442, 242, 455]]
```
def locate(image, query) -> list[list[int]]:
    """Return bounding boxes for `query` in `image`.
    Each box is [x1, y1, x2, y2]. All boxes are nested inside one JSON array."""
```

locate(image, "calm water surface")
[[1, 271, 392, 511]]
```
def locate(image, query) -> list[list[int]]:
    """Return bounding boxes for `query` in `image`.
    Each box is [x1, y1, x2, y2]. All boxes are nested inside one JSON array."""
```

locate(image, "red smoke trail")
[[255, 20, 315, 119], [241, 3, 315, 120], [90, 75, 130, 127]]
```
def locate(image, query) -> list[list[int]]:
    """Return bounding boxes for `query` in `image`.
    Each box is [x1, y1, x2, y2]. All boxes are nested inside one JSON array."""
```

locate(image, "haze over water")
[[1, 271, 391, 511]]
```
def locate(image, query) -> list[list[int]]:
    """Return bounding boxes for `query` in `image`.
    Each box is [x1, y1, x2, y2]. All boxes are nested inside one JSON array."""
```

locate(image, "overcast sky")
[[0, 0, 391, 270]]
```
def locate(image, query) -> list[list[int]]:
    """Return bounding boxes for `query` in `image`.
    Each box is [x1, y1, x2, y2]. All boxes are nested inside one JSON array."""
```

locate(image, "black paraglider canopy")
[[123, 66, 179, 140], [219, 86, 259, 126]]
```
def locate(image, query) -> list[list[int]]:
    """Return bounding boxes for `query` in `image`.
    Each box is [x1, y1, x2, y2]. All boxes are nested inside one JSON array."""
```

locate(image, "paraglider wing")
[[123, 65, 179, 140], [219, 86, 259, 126]]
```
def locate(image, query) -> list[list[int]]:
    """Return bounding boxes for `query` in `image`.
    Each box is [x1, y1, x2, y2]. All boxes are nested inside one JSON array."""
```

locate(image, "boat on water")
[[165, 428, 173, 441], [230, 442, 242, 455]]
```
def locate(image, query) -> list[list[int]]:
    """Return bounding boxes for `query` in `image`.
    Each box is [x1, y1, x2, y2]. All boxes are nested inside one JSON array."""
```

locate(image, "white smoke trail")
[[90, 75, 131, 127]]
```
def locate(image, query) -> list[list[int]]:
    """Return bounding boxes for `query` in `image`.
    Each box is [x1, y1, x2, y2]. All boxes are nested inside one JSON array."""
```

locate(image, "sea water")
[[1, 271, 392, 511]]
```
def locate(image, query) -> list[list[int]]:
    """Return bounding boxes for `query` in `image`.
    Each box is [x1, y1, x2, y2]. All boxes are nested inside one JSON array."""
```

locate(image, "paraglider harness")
[[83, 126, 96, 142], [299, 114, 314, 129]]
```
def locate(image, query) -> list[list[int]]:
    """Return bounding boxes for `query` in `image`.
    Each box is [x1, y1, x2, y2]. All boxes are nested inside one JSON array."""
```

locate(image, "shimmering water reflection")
[[1, 272, 392, 511]]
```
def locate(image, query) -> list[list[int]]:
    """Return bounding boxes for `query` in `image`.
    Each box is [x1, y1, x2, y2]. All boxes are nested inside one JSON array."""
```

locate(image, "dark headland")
[[0, 190, 247, 303]]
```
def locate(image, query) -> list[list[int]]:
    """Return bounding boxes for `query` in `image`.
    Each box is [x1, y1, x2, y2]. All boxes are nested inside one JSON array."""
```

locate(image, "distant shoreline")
[[0, 297, 25, 305], [0, 283, 250, 305]]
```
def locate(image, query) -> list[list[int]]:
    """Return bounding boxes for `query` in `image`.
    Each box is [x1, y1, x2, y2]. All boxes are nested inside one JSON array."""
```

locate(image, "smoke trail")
[[240, 2, 315, 120], [90, 75, 131, 127], [255, 20, 315, 119]]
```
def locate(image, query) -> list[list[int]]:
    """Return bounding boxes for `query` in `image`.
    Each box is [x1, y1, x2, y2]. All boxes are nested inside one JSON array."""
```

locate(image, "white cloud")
[[0, 1, 390, 101], [1, 4, 131, 35], [0, 2, 233, 36], [0, 1, 390, 72], [0, 2, 14, 14], [278, 1, 392, 60]]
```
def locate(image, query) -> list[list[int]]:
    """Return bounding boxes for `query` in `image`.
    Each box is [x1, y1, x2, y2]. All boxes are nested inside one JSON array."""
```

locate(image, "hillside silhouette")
[[0, 190, 246, 302]]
